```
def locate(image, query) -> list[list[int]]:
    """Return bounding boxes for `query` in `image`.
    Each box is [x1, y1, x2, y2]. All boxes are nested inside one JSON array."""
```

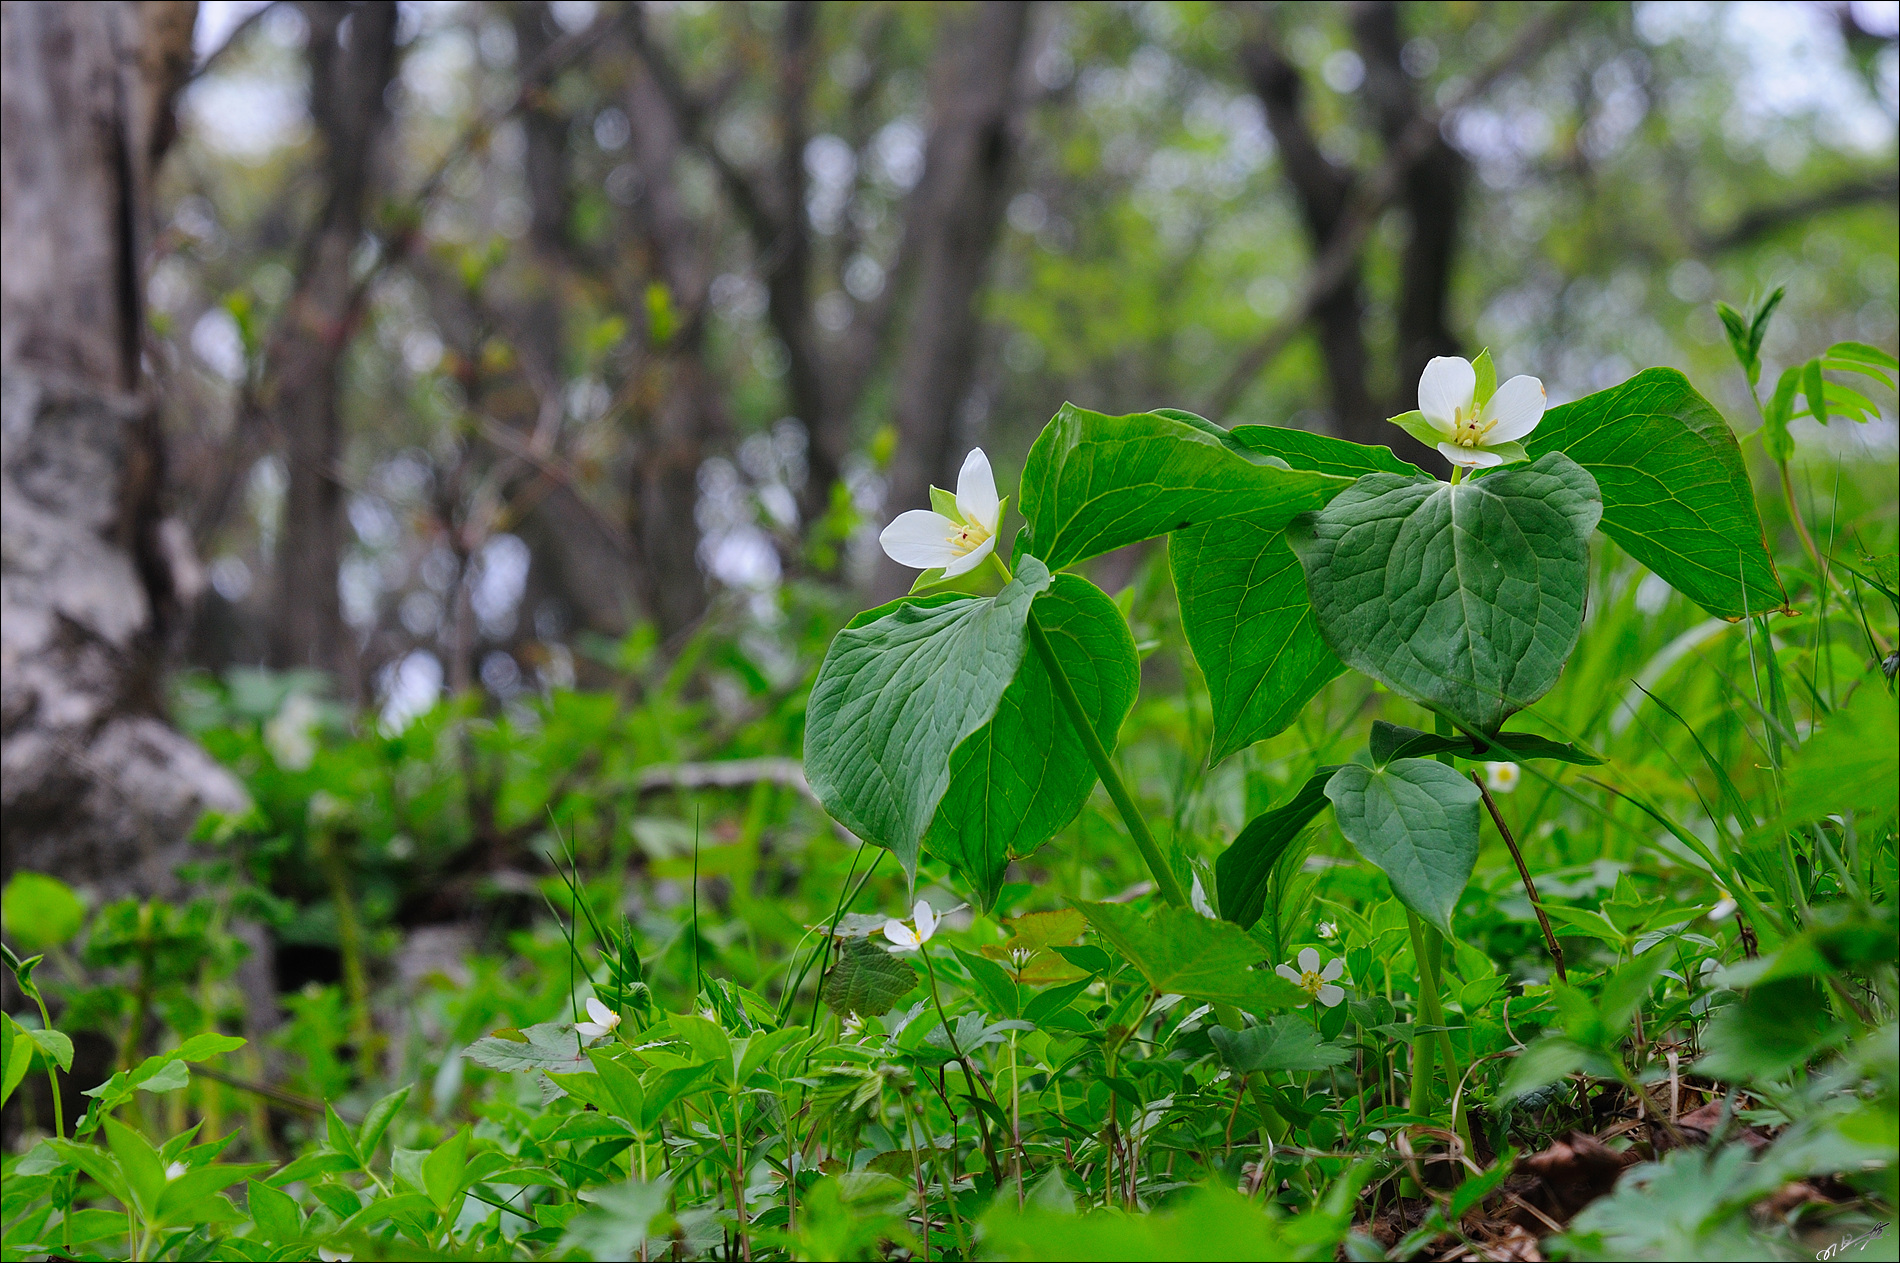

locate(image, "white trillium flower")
[[575, 997, 622, 1043], [1483, 761, 1521, 794], [883, 899, 940, 952], [1409, 355, 1547, 469], [878, 449, 1003, 579], [1276, 947, 1346, 1008]]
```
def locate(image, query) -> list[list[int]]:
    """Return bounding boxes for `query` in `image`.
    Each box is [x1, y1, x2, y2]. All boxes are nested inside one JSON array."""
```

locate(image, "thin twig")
[[1473, 772, 1566, 984], [190, 1064, 330, 1117]]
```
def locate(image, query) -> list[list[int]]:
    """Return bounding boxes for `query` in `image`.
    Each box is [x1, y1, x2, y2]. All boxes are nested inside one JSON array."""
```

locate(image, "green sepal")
[[1472, 349, 1497, 407], [1471, 439, 1529, 467], [929, 486, 964, 522], [1387, 410, 1446, 450]]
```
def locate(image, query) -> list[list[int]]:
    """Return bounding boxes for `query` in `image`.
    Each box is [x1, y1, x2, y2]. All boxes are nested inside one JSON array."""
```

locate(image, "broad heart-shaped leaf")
[[924, 573, 1138, 907], [1210, 1016, 1351, 1073], [1324, 759, 1481, 938], [1289, 452, 1601, 734], [805, 559, 1052, 884], [1173, 427, 1417, 762], [1015, 404, 1348, 572], [1215, 769, 1340, 930], [1171, 524, 1344, 763], [1075, 902, 1306, 1013], [1528, 368, 1785, 619]]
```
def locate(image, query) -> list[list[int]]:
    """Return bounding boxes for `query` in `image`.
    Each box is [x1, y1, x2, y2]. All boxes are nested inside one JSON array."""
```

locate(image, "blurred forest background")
[[3, 0, 1896, 895]]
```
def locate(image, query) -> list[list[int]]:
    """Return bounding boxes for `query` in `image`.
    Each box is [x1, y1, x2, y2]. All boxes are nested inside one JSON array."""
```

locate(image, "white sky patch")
[[380, 650, 443, 732]]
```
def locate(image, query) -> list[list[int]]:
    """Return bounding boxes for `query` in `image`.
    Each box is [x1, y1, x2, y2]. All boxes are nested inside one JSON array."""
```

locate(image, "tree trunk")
[[871, 1, 1033, 601], [264, 0, 398, 693], [1, 0, 247, 895], [1351, 2, 1467, 417], [623, 42, 726, 636]]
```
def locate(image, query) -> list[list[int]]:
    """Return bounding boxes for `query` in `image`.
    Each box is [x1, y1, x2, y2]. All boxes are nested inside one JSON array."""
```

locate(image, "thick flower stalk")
[[878, 449, 1005, 579]]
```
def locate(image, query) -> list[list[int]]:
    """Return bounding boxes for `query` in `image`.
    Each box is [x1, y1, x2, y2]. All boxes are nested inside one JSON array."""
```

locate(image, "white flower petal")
[[1481, 375, 1546, 442], [1418, 356, 1475, 428], [1276, 963, 1302, 983], [1321, 958, 1344, 981], [1298, 947, 1321, 973], [914, 900, 938, 942], [1438, 442, 1504, 468], [576, 1021, 607, 1041], [1316, 984, 1345, 1008], [955, 448, 1001, 532], [586, 998, 616, 1026], [884, 920, 919, 951], [879, 510, 964, 569], [938, 530, 996, 579]]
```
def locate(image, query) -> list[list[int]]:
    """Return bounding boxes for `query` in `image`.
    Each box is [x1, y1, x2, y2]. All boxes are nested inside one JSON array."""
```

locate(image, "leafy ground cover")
[[3, 323, 1896, 1260]]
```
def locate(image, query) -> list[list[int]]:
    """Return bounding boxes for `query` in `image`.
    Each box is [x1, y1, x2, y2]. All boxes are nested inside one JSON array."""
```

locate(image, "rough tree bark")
[[263, 0, 398, 691], [871, 0, 1034, 601], [1, 0, 247, 894]]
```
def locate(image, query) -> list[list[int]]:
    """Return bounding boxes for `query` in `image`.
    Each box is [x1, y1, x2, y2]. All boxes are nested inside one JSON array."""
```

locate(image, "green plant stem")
[[314, 831, 376, 1082], [1404, 913, 1441, 1121], [1021, 596, 1288, 1155], [1024, 612, 1189, 909]]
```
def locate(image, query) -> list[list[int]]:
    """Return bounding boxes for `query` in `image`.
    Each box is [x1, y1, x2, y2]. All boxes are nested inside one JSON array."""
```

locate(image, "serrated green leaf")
[[464, 1021, 593, 1075], [1325, 760, 1482, 938], [1290, 453, 1601, 733], [805, 559, 1051, 885], [823, 937, 917, 1017], [1075, 902, 1305, 1013], [1210, 1016, 1351, 1073], [922, 573, 1137, 907], [1215, 770, 1339, 929], [1016, 404, 1347, 572], [1530, 368, 1784, 618]]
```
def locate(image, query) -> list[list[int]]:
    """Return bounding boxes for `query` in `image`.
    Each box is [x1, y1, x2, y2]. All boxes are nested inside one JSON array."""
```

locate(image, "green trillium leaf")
[[1016, 404, 1348, 573], [1324, 759, 1482, 938], [804, 558, 1053, 885], [1528, 368, 1786, 619], [1366, 721, 1602, 767], [1289, 451, 1602, 734], [1215, 769, 1340, 929], [1174, 425, 1416, 763], [1075, 902, 1306, 1013], [924, 573, 1138, 909]]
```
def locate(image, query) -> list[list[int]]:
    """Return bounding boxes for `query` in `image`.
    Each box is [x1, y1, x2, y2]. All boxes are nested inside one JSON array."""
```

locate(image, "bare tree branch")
[[1698, 170, 1899, 254], [1202, 3, 1589, 423]]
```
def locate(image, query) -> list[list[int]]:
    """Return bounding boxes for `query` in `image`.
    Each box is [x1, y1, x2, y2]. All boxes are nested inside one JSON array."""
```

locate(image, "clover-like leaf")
[[1290, 452, 1601, 734]]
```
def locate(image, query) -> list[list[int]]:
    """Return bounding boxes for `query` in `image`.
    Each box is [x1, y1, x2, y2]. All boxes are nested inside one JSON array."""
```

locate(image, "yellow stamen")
[[1451, 403, 1497, 448], [946, 522, 991, 553]]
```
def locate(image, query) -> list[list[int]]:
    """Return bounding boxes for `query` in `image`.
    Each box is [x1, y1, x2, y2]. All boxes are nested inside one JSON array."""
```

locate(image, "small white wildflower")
[[1483, 761, 1520, 793], [575, 997, 622, 1043], [882, 900, 939, 952], [1410, 355, 1547, 469], [1317, 921, 1339, 941], [1276, 947, 1346, 1008], [165, 1160, 188, 1181], [1709, 891, 1737, 921], [878, 449, 1004, 578]]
